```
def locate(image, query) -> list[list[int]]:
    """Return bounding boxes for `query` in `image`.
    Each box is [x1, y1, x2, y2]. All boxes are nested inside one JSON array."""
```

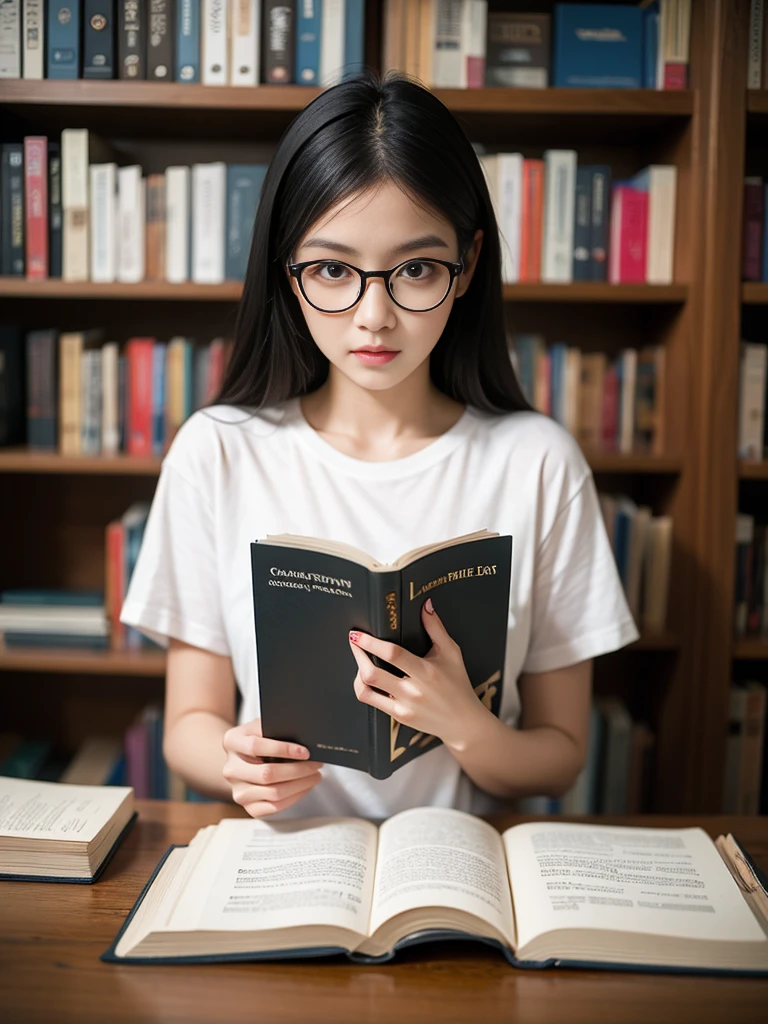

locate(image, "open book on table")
[[103, 808, 768, 974]]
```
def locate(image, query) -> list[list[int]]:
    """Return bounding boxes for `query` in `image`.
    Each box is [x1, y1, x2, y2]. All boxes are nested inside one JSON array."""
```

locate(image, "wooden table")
[[1, 802, 767, 1024]]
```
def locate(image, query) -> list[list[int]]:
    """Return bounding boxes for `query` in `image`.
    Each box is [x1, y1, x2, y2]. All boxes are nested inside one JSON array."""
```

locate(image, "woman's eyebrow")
[[300, 234, 451, 257]]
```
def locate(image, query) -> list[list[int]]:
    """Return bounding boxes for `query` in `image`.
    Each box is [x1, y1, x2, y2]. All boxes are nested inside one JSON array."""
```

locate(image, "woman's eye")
[[319, 263, 349, 280], [399, 261, 434, 280]]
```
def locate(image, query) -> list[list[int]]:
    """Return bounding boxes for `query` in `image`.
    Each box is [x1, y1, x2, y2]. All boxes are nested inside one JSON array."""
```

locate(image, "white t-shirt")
[[121, 396, 639, 818]]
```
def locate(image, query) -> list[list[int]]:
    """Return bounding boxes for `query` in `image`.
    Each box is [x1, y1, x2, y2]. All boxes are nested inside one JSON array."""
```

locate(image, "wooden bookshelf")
[[0, 0, 753, 815], [739, 460, 768, 480], [733, 639, 768, 661]]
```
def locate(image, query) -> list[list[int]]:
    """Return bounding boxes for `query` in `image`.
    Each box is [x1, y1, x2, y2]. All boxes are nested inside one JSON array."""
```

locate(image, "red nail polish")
[[349, 631, 361, 643]]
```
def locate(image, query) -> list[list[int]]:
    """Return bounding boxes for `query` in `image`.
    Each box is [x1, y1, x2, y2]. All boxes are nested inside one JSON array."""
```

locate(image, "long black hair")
[[216, 68, 533, 415]]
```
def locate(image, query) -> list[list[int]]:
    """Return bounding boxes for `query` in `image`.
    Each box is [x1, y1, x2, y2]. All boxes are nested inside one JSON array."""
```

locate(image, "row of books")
[[0, 327, 232, 454], [0, 589, 109, 648], [742, 178, 768, 283], [1, 133, 267, 284], [738, 342, 768, 462], [520, 697, 655, 816], [509, 337, 665, 457], [0, 0, 365, 86], [384, 1, 690, 90], [747, 0, 768, 89], [482, 154, 677, 286], [107, 503, 155, 650], [735, 514, 768, 639]]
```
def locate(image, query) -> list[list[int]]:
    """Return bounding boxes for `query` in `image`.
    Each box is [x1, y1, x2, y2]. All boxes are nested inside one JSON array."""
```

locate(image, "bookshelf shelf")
[[746, 91, 768, 115], [0, 278, 688, 305], [738, 460, 768, 479], [742, 283, 768, 304], [733, 639, 768, 660], [0, 646, 167, 676], [630, 632, 681, 651]]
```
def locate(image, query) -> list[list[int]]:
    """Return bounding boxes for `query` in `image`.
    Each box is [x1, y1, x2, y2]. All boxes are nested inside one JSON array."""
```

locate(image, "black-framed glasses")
[[287, 257, 465, 313]]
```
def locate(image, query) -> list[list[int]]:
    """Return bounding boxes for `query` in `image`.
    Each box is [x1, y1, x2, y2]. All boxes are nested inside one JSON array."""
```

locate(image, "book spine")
[[742, 177, 765, 282], [90, 163, 117, 282], [101, 341, 119, 453], [589, 165, 611, 281], [22, 0, 44, 78], [61, 129, 89, 283], [47, 0, 79, 78], [202, 0, 227, 83], [83, 0, 116, 77], [118, 0, 145, 78], [192, 162, 226, 284], [148, 0, 174, 79], [263, 0, 295, 83], [151, 342, 166, 454], [541, 149, 576, 283], [643, 5, 658, 88], [26, 330, 57, 449], [748, 0, 764, 89], [295, 0, 320, 84], [459, 0, 485, 89], [1, 144, 24, 276], [738, 343, 768, 459], [165, 165, 190, 282], [175, 0, 199, 80], [117, 166, 145, 283], [59, 333, 82, 456], [48, 142, 63, 278], [145, 173, 166, 281], [24, 136, 48, 280], [610, 186, 648, 284], [369, 569, 402, 780], [572, 165, 592, 282], [127, 338, 154, 456], [0, 0, 20, 77], [231, 0, 258, 85], [763, 183, 768, 283]]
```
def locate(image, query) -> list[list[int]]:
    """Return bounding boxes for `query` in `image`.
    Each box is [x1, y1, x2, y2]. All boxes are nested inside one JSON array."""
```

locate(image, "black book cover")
[[48, 142, 62, 278], [83, 0, 116, 78], [251, 533, 513, 779], [0, 327, 27, 446], [262, 0, 295, 83], [118, 0, 146, 79], [26, 329, 58, 449], [590, 165, 612, 281], [1, 144, 25, 277], [147, 0, 174, 80], [572, 165, 593, 281]]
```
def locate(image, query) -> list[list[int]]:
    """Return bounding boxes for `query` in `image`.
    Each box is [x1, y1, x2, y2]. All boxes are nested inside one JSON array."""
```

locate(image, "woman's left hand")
[[348, 597, 484, 751]]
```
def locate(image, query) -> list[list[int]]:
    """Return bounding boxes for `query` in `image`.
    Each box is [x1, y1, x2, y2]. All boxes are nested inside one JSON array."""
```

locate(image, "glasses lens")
[[390, 260, 453, 311], [300, 262, 363, 311]]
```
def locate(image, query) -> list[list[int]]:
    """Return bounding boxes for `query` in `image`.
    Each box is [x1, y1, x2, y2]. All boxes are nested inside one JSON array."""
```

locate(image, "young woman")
[[121, 70, 639, 820]]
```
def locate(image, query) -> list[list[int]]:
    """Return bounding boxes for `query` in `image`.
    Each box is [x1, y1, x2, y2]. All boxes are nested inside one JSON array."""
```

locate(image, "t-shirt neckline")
[[285, 395, 479, 479]]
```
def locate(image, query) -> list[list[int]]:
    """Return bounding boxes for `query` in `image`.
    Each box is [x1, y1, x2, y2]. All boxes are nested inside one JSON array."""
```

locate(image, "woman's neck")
[[299, 368, 466, 463]]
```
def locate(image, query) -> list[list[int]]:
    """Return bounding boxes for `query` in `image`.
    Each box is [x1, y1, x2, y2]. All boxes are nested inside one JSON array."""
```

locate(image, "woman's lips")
[[352, 349, 400, 365]]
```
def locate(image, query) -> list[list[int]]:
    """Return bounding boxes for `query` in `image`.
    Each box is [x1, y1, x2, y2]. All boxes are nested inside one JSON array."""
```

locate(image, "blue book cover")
[[83, 0, 116, 78], [343, 0, 365, 78], [513, 335, 539, 404], [763, 184, 768, 282], [573, 166, 593, 281], [183, 341, 194, 420], [549, 343, 568, 426], [176, 0, 200, 82], [225, 165, 267, 281], [553, 3, 643, 88], [296, 0, 322, 84], [613, 508, 631, 584], [106, 753, 126, 786], [2, 633, 110, 649], [1, 589, 104, 606], [590, 165, 612, 281], [151, 342, 166, 456], [643, 2, 659, 88], [48, 0, 81, 79]]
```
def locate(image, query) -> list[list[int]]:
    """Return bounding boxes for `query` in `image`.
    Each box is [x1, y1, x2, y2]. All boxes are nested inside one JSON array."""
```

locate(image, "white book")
[[541, 150, 577, 283], [192, 162, 226, 284], [497, 153, 523, 283], [230, 0, 260, 85], [22, 0, 43, 78], [738, 343, 768, 460], [432, 0, 462, 87], [640, 165, 677, 285], [202, 0, 228, 84], [101, 341, 119, 454], [458, 0, 486, 88], [80, 349, 102, 455], [748, 0, 764, 89], [89, 164, 117, 283], [62, 128, 91, 282], [320, 0, 345, 87], [0, 0, 21, 77], [619, 347, 637, 454], [165, 166, 191, 283], [117, 166, 145, 284]]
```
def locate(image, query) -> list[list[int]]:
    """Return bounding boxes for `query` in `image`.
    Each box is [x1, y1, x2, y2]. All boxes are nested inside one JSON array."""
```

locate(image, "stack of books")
[[0, 131, 268, 284], [0, 588, 109, 650], [481, 153, 677, 286], [1, 0, 365, 86], [742, 178, 768, 283], [511, 337, 666, 457]]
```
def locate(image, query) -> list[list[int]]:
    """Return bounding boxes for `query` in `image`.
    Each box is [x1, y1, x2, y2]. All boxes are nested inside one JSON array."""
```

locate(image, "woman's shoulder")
[[475, 407, 590, 476]]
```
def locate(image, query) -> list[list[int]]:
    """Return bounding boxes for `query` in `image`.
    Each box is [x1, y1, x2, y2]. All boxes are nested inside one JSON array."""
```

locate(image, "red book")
[[24, 136, 48, 280], [520, 159, 544, 282], [742, 178, 765, 282], [126, 338, 155, 456], [105, 519, 126, 648], [602, 362, 620, 450], [663, 63, 687, 90], [609, 186, 648, 284]]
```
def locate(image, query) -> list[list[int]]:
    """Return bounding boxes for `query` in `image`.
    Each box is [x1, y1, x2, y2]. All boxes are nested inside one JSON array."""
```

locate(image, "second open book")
[[104, 808, 768, 974]]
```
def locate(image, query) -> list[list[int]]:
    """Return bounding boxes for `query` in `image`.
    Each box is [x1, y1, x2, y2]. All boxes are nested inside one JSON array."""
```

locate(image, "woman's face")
[[287, 180, 482, 392]]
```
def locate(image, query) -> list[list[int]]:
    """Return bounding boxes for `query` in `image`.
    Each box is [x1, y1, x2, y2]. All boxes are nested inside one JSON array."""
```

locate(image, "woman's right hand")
[[222, 718, 324, 817]]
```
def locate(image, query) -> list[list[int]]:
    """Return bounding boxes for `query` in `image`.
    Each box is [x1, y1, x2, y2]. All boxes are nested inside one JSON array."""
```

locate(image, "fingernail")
[[425, 598, 434, 614], [349, 630, 361, 643], [292, 745, 309, 758]]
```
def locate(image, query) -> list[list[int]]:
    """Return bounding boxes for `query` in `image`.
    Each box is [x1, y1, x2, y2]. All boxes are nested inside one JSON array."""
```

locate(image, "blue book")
[[513, 335, 540, 404], [0, 739, 52, 778], [152, 342, 166, 456], [643, 2, 659, 88], [763, 184, 768, 282], [183, 341, 195, 421], [123, 503, 151, 649], [176, 0, 201, 82], [572, 166, 593, 281], [2, 633, 111, 649], [549, 343, 568, 426], [225, 165, 267, 281], [553, 3, 643, 88], [83, 0, 116, 78], [106, 753, 127, 786], [1, 589, 104, 606], [48, 0, 80, 79], [343, 0, 365, 78], [296, 0, 322, 84]]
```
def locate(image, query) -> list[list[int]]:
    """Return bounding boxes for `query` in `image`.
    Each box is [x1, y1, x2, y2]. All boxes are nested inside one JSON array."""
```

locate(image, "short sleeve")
[[521, 471, 640, 674], [119, 462, 230, 656]]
